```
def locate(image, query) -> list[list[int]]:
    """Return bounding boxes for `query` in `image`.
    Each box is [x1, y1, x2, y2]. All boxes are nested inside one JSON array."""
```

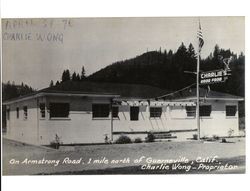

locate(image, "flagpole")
[[197, 21, 201, 141], [196, 48, 200, 141]]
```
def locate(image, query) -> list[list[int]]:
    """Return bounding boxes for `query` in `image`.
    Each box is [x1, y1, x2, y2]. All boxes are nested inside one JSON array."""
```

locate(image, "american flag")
[[197, 22, 204, 52]]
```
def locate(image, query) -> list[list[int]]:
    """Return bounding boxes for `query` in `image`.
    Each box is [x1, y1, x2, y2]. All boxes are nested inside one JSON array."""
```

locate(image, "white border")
[[1, 0, 249, 191]]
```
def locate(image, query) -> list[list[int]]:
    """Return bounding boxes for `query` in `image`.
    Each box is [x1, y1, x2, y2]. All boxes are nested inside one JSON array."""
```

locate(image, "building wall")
[[5, 99, 39, 144], [113, 100, 239, 139], [38, 96, 113, 145], [199, 100, 239, 138], [5, 96, 240, 145]]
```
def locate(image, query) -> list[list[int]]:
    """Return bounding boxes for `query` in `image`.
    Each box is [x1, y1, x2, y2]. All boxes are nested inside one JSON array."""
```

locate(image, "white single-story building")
[[3, 81, 243, 145]]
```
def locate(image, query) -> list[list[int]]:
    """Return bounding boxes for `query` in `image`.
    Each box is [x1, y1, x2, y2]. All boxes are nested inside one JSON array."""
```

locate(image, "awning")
[[120, 100, 195, 106]]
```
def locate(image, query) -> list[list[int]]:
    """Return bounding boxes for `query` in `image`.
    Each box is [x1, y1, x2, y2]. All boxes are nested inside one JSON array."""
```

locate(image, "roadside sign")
[[200, 69, 231, 85]]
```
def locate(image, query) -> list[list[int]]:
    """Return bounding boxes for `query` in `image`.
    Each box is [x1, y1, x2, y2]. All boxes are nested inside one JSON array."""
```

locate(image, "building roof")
[[3, 81, 170, 104], [157, 87, 244, 101], [43, 81, 170, 99], [3, 81, 243, 105]]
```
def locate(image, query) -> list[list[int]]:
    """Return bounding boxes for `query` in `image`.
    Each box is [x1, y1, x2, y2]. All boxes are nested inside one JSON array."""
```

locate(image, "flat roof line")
[[3, 92, 120, 105]]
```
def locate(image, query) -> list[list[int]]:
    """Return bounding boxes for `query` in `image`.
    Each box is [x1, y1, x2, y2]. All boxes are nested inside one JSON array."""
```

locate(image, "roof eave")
[[3, 92, 120, 105], [171, 97, 244, 102]]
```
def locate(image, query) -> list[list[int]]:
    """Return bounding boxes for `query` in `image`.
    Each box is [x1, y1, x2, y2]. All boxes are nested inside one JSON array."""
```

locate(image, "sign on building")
[[200, 69, 231, 85]]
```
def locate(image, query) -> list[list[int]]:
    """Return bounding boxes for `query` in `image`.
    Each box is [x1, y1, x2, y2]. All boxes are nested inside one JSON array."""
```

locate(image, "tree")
[[49, 80, 54, 87], [55, 81, 60, 86], [187, 43, 195, 58], [61, 69, 71, 82], [164, 49, 167, 56], [81, 66, 86, 80], [2, 82, 35, 101], [76, 74, 81, 81], [72, 72, 77, 81]]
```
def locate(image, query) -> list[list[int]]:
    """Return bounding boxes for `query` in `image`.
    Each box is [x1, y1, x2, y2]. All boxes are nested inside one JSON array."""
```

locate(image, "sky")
[[2, 17, 245, 90]]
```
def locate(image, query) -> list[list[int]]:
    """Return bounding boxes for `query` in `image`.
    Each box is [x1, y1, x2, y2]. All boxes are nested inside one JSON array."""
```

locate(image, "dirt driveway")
[[2, 138, 245, 175]]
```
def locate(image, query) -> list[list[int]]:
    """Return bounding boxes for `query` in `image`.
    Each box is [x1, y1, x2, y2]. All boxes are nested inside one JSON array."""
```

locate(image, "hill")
[[45, 80, 170, 99], [88, 43, 244, 97]]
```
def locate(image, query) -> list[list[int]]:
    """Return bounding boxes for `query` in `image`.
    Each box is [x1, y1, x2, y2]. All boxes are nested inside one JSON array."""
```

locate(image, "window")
[[49, 103, 69, 118], [200, 105, 211, 117], [112, 106, 119, 118], [16, 107, 19, 119], [7, 109, 10, 120], [130, 106, 139, 121], [186, 106, 196, 117], [226, 105, 237, 116], [40, 103, 45, 118], [92, 104, 110, 118], [150, 107, 162, 118], [23, 106, 28, 119]]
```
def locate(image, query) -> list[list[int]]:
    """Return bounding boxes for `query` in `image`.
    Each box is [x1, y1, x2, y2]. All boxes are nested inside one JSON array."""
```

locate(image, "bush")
[[146, 132, 155, 142], [50, 141, 60, 149], [221, 138, 227, 143], [115, 135, 132, 144], [193, 134, 198, 140], [134, 137, 142, 143], [50, 134, 62, 149], [228, 128, 234, 137], [212, 135, 220, 140]]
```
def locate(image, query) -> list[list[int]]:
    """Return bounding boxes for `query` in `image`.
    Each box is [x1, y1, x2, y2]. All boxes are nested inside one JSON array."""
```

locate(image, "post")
[[110, 99, 113, 142], [196, 44, 200, 141], [36, 99, 40, 143]]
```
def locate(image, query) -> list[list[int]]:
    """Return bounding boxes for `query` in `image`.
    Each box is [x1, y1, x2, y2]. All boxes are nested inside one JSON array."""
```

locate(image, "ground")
[[2, 137, 245, 175]]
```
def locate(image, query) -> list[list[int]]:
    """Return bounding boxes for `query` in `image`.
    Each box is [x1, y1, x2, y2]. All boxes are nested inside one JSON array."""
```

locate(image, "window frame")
[[199, 105, 212, 117], [185, 106, 196, 118], [226, 105, 237, 117], [112, 106, 119, 118], [92, 104, 110, 119], [23, 106, 28, 120], [16, 107, 19, 119], [130, 106, 139, 121], [49, 102, 70, 119], [150, 107, 162, 118], [39, 103, 46, 119]]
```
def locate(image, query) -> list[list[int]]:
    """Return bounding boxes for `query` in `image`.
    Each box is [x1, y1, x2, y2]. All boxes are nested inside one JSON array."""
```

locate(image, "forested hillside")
[[2, 82, 35, 101], [88, 43, 244, 96]]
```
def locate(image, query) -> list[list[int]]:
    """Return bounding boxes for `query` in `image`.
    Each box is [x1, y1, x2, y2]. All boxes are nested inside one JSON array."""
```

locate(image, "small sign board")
[[200, 69, 231, 85]]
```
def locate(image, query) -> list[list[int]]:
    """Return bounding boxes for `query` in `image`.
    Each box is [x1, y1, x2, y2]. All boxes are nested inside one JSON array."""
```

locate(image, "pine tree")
[[76, 74, 81, 81], [49, 80, 54, 87], [187, 43, 195, 58], [81, 66, 86, 80], [72, 72, 77, 81], [61, 69, 71, 82]]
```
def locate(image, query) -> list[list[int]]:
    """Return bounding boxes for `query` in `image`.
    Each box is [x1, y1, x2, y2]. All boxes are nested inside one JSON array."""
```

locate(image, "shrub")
[[228, 128, 234, 137], [134, 137, 142, 143], [115, 135, 132, 144], [212, 135, 220, 140], [146, 132, 155, 142], [104, 134, 110, 144], [193, 134, 198, 140], [50, 134, 62, 149], [221, 138, 227, 143]]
